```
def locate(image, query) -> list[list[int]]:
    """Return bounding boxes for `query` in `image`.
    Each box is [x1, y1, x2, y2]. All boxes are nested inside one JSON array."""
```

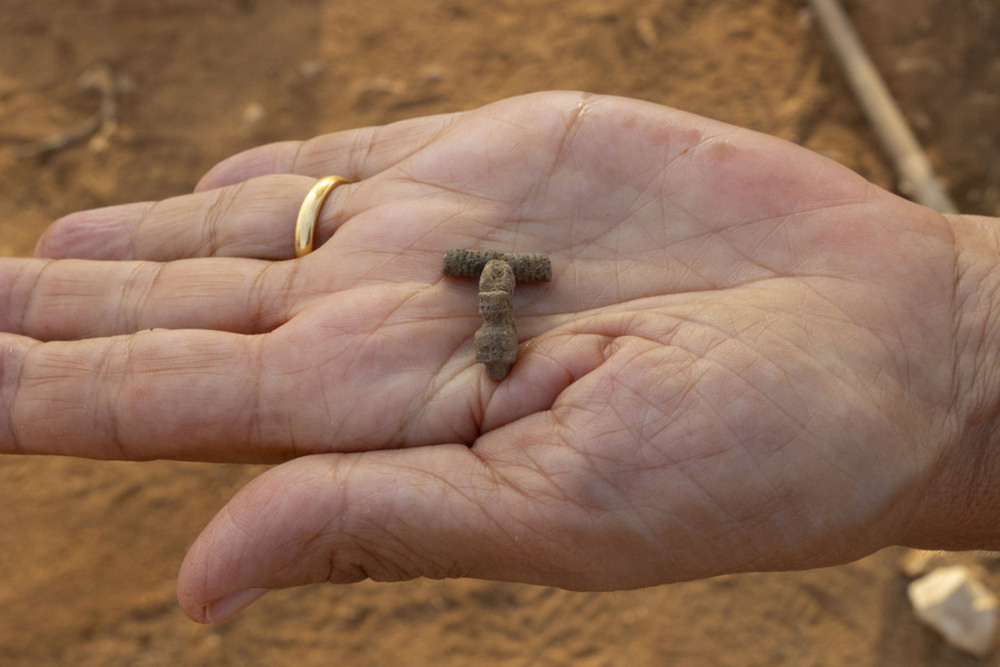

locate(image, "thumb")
[[176, 445, 568, 624]]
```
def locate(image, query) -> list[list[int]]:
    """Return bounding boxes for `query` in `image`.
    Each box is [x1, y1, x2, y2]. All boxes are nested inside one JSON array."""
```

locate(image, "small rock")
[[908, 565, 999, 658], [298, 60, 325, 80], [351, 77, 405, 110], [796, 7, 814, 32], [634, 17, 658, 48], [900, 549, 958, 578], [242, 102, 266, 126], [420, 65, 446, 85], [115, 72, 137, 95]]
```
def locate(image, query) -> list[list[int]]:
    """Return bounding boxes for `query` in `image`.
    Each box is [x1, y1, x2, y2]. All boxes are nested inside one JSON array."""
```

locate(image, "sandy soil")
[[1, 1, 999, 664]]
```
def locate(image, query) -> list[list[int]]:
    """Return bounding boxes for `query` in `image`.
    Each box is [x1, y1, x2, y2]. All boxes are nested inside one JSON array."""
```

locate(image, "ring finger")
[[35, 174, 357, 262]]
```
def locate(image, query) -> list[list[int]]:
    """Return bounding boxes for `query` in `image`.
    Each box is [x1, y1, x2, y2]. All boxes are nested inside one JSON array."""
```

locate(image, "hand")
[[3, 92, 998, 623]]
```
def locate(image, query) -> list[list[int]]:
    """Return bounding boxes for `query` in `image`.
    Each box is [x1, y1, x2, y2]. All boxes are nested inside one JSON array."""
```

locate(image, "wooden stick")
[[808, 0, 959, 213]]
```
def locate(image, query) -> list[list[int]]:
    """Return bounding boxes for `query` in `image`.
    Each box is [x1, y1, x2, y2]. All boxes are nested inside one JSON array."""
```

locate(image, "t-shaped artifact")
[[443, 249, 552, 380]]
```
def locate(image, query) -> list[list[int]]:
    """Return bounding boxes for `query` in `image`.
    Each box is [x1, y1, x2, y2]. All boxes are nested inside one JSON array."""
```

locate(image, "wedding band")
[[294, 176, 351, 258]]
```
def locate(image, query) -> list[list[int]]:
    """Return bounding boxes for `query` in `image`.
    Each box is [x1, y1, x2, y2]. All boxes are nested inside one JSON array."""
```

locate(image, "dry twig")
[[18, 62, 119, 158]]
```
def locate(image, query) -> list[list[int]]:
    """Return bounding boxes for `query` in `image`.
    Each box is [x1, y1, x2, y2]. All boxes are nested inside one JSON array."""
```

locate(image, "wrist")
[[905, 214, 1000, 550]]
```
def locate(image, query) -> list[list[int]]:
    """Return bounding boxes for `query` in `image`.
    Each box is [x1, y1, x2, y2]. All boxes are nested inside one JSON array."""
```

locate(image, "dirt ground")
[[1, 0, 999, 665]]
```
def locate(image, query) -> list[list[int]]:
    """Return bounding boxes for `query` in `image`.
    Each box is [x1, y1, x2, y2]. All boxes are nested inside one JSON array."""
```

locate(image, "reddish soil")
[[1, 1, 999, 664]]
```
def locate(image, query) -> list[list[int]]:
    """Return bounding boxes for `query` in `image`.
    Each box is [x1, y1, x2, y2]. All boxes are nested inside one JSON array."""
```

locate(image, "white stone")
[[907, 565, 999, 658]]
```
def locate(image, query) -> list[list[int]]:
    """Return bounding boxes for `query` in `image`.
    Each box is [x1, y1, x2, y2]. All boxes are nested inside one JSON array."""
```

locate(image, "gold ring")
[[294, 176, 351, 258]]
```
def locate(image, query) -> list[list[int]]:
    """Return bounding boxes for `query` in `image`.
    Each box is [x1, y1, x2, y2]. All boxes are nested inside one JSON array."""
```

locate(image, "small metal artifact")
[[442, 249, 552, 380]]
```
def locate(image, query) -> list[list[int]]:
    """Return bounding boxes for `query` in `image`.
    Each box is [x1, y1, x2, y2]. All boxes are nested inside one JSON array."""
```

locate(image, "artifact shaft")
[[475, 259, 517, 380]]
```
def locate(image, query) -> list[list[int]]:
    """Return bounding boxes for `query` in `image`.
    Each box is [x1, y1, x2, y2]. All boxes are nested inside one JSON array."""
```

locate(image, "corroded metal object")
[[443, 249, 552, 380]]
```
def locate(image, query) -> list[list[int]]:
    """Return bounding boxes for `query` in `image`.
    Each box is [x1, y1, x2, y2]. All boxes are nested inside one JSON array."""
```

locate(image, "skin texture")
[[3, 92, 1000, 623]]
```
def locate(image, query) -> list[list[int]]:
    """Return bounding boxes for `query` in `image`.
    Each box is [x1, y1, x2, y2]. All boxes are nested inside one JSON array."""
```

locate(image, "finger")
[[0, 256, 295, 339], [1, 283, 541, 462], [176, 445, 640, 624], [0, 328, 306, 461], [194, 111, 461, 191], [35, 175, 353, 262]]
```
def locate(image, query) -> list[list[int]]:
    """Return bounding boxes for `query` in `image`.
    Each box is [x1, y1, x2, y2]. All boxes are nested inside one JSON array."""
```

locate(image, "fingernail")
[[205, 588, 270, 624]]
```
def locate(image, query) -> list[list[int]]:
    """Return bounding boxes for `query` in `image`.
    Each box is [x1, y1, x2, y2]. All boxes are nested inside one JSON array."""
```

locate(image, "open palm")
[[2, 92, 982, 622]]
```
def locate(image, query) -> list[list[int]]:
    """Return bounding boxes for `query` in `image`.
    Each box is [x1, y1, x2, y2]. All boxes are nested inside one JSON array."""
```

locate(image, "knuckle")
[[0, 339, 29, 455], [202, 182, 245, 257], [326, 539, 425, 585]]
